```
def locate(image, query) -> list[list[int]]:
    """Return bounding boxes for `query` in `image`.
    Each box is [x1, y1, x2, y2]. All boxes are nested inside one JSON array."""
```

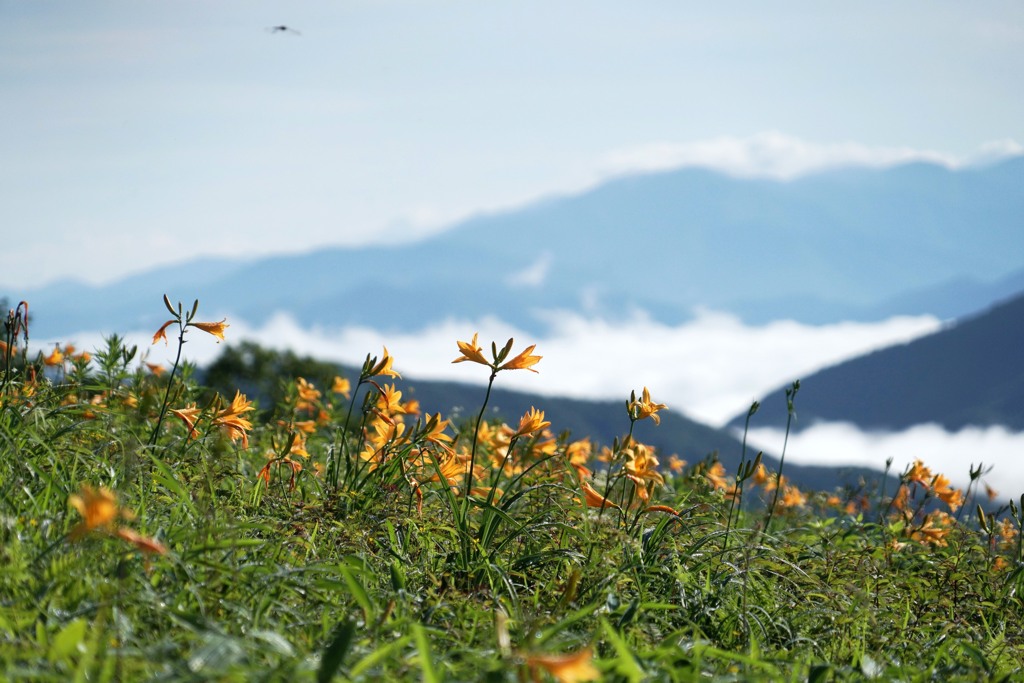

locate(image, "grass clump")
[[1, 296, 1023, 682]]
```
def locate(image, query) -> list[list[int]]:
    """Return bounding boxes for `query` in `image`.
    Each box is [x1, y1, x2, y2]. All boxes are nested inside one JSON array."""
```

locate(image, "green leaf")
[[48, 618, 87, 662], [318, 619, 356, 683]]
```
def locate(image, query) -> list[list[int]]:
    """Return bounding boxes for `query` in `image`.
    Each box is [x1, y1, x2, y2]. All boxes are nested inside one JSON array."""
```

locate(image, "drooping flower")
[[115, 528, 168, 555], [152, 320, 176, 345], [169, 404, 202, 439], [524, 647, 600, 683], [579, 479, 619, 510], [189, 319, 229, 341], [67, 485, 120, 540], [627, 387, 667, 425]]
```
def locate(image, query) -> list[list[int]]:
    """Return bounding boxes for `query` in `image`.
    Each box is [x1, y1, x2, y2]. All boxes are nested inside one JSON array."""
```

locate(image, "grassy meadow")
[[2, 296, 1023, 682]]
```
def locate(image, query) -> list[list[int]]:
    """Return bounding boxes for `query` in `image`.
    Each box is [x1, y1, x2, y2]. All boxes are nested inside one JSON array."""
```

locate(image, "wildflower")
[[667, 455, 687, 474], [624, 441, 663, 502], [367, 347, 401, 378], [905, 459, 933, 488], [212, 391, 254, 448], [704, 461, 729, 490], [296, 377, 322, 404], [579, 479, 619, 510], [152, 320, 176, 345], [779, 485, 807, 509], [513, 407, 550, 438], [376, 383, 407, 417], [43, 345, 64, 366], [189, 319, 229, 341], [419, 413, 454, 451], [145, 362, 166, 377], [452, 333, 541, 373], [524, 648, 600, 683], [997, 517, 1018, 552], [169, 404, 202, 439], [628, 387, 667, 425], [565, 438, 593, 479], [499, 344, 541, 372], [331, 375, 351, 398], [115, 528, 168, 555], [910, 510, 955, 547], [67, 485, 120, 540], [985, 484, 999, 501], [452, 333, 490, 367], [751, 462, 769, 487], [931, 474, 963, 512]]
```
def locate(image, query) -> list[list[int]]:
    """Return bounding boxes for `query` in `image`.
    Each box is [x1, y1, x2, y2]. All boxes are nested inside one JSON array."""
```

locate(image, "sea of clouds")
[[64, 306, 1024, 497]]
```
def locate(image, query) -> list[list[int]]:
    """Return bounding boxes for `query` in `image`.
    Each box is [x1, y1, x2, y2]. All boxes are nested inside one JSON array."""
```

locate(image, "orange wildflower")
[[212, 391, 254, 448], [368, 347, 401, 378], [524, 648, 600, 683], [189, 319, 228, 341], [579, 479, 619, 510], [452, 333, 490, 367], [331, 375, 351, 398], [667, 455, 687, 474], [910, 510, 955, 547], [43, 345, 64, 366], [145, 362, 166, 377], [905, 459, 933, 488], [704, 461, 729, 490], [67, 485, 120, 540], [152, 320, 176, 345], [931, 474, 963, 512], [499, 343, 541, 372], [169, 404, 202, 439], [513, 407, 551, 438], [115, 528, 168, 555], [628, 387, 667, 425], [779, 485, 807, 509]]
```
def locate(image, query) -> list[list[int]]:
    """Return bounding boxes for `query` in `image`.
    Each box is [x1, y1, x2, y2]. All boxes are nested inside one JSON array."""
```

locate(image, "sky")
[[6, 2, 1024, 495], [3, 1, 1024, 288]]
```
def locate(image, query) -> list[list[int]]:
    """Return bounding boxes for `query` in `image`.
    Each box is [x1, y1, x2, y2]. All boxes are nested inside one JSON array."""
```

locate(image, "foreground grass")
[[2, 299, 1024, 681]]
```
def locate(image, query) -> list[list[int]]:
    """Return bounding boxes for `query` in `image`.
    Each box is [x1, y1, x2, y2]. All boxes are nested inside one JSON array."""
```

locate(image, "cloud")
[[506, 252, 553, 288], [80, 307, 940, 429], [744, 422, 1024, 499], [599, 132, 1023, 180]]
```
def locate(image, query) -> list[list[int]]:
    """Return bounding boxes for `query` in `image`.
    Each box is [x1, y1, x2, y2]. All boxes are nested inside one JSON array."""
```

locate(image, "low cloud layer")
[[74, 308, 1024, 494], [745, 423, 1024, 500]]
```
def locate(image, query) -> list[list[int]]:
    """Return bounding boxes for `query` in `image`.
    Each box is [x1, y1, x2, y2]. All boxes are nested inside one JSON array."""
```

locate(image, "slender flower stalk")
[[149, 295, 230, 446]]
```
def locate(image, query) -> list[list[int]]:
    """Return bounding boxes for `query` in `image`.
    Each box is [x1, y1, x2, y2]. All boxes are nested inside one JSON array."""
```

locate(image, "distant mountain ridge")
[[729, 289, 1024, 432], [6, 157, 1024, 339]]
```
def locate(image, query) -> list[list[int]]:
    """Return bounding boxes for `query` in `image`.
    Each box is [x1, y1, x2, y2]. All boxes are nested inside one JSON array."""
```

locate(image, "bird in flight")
[[266, 25, 301, 35]]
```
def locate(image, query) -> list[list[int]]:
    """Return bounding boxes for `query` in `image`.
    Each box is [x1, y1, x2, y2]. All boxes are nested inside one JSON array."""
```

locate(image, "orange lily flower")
[[189, 319, 229, 341]]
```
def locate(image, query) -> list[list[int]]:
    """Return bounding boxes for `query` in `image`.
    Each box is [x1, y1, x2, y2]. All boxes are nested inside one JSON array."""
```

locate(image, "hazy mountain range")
[[7, 156, 1024, 340]]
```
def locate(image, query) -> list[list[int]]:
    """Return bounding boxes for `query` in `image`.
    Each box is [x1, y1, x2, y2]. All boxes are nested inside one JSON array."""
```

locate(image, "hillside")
[[8, 157, 1024, 339], [729, 290, 1024, 432], [200, 342, 892, 494]]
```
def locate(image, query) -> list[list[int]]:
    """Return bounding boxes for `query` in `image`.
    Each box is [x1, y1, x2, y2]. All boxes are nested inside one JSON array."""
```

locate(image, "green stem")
[[148, 323, 186, 447]]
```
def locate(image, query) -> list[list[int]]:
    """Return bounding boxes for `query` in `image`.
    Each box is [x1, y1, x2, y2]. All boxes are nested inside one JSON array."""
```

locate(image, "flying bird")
[[267, 25, 301, 35]]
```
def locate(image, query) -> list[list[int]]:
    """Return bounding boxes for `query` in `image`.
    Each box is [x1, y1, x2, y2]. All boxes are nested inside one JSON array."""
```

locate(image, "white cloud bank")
[[744, 423, 1024, 500], [71, 308, 1024, 495], [598, 132, 1024, 181]]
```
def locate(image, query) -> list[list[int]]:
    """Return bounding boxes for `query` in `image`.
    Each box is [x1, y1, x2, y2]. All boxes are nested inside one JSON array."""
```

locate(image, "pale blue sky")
[[3, 1, 1023, 288]]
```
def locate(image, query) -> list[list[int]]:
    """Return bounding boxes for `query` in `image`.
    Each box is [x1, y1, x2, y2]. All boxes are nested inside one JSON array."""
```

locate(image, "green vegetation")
[[2, 297, 1024, 681]]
